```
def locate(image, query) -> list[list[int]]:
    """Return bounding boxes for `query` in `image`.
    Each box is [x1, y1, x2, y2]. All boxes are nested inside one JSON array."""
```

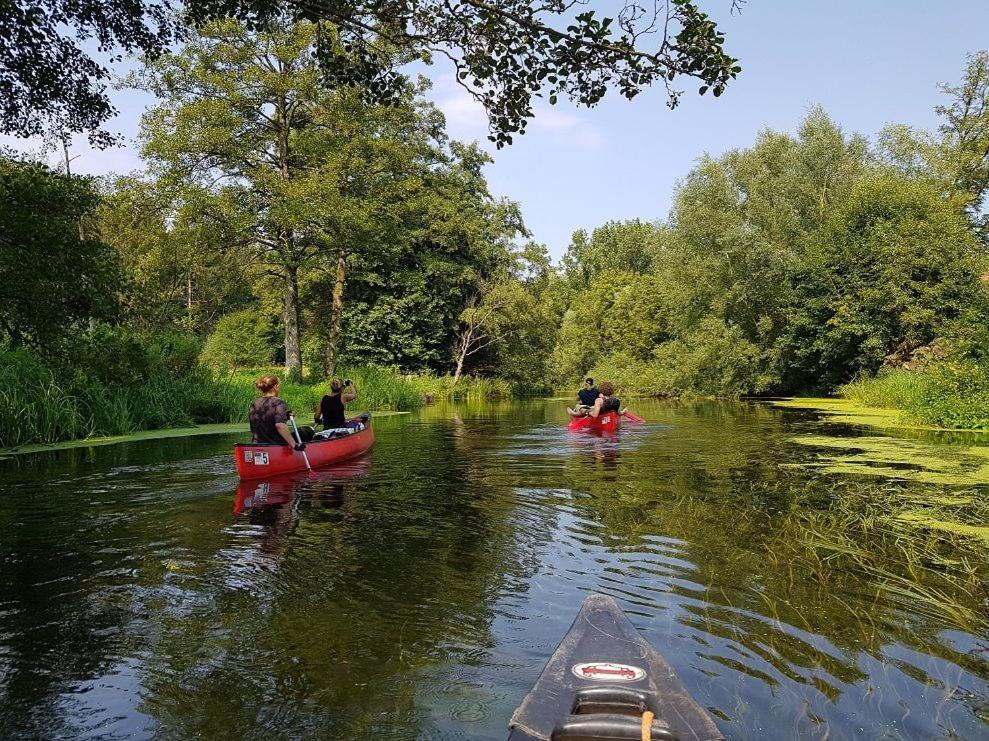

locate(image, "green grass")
[[839, 368, 932, 410], [1, 339, 521, 450], [839, 364, 989, 431]]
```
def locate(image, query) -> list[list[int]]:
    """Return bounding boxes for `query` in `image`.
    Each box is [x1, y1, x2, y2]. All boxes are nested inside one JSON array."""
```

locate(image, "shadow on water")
[[0, 401, 987, 739]]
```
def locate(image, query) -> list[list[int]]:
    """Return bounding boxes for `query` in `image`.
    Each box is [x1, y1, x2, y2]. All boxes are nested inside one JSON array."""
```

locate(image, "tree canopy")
[[1, 0, 741, 146], [0, 156, 120, 349]]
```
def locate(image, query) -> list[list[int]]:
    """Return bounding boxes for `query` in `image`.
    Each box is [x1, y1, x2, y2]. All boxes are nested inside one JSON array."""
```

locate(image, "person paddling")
[[316, 378, 358, 429], [249, 374, 305, 449]]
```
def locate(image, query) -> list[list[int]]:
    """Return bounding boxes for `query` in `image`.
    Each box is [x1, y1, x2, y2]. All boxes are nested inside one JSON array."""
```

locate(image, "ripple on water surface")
[[0, 401, 987, 739]]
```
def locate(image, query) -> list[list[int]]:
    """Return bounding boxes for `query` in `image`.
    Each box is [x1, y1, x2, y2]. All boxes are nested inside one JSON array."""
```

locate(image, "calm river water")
[[0, 400, 987, 739]]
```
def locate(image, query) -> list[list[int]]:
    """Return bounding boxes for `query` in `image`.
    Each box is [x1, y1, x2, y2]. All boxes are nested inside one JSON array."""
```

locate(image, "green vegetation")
[[1, 0, 739, 149], [543, 52, 989, 429], [4, 24, 989, 445], [549, 99, 989, 400], [839, 364, 989, 430]]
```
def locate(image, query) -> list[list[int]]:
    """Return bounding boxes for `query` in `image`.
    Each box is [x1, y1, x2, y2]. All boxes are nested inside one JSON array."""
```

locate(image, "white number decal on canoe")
[[253, 452, 269, 465], [243, 450, 253, 462], [571, 662, 645, 682], [602, 415, 611, 424]]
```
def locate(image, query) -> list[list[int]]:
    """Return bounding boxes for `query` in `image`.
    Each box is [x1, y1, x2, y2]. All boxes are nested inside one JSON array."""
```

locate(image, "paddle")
[[288, 413, 312, 470], [622, 410, 646, 424]]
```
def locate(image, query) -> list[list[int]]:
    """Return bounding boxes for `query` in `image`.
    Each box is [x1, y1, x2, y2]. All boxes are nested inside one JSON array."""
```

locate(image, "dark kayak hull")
[[508, 594, 723, 741], [233, 420, 374, 479]]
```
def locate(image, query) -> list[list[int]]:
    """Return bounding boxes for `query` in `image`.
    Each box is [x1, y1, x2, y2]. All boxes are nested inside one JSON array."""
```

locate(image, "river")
[[0, 399, 987, 739]]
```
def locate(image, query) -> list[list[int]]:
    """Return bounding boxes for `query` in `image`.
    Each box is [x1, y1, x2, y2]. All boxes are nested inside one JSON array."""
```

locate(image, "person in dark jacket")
[[567, 377, 599, 417]]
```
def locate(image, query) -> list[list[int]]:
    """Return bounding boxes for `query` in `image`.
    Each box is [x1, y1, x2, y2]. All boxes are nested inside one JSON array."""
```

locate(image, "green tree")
[[133, 19, 376, 378], [561, 219, 665, 286], [879, 51, 989, 229], [1, 0, 740, 147], [200, 309, 278, 369], [97, 177, 253, 332], [0, 155, 120, 349], [781, 174, 985, 389]]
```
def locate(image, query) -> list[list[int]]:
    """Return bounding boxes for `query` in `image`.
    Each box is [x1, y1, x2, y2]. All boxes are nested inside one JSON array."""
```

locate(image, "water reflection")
[[0, 401, 986, 739]]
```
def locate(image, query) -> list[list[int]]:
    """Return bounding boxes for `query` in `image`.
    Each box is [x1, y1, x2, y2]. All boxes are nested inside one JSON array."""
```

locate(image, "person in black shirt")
[[248, 374, 300, 447], [567, 377, 599, 417], [315, 378, 358, 429]]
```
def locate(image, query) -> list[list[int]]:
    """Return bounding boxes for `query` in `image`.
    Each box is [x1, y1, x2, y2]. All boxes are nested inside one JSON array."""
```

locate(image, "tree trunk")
[[452, 325, 472, 385], [275, 90, 303, 380], [323, 247, 348, 378], [283, 260, 303, 380], [186, 273, 193, 325]]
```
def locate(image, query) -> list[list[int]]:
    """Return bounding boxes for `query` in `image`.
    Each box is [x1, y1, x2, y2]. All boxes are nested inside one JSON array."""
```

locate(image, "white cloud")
[[431, 73, 605, 152]]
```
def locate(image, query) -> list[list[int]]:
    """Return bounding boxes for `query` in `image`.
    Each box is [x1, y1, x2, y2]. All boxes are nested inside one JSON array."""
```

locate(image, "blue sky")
[[3, 0, 988, 259]]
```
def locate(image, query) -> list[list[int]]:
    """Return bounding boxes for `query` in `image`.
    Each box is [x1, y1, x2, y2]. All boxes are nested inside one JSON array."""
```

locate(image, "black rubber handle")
[[552, 714, 677, 741], [572, 686, 654, 716]]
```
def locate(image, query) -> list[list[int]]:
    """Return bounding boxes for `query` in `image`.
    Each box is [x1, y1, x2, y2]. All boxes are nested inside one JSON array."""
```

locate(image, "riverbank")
[[2, 344, 513, 450], [0, 412, 411, 459], [838, 365, 989, 431]]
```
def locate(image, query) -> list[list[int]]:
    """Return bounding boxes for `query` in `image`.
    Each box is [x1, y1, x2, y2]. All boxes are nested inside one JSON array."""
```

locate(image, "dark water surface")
[[1, 400, 987, 739]]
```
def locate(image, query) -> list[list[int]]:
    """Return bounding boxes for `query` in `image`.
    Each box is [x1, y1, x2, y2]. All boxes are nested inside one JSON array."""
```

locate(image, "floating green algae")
[[773, 398, 917, 430], [774, 397, 989, 434], [896, 511, 989, 545], [788, 435, 989, 486]]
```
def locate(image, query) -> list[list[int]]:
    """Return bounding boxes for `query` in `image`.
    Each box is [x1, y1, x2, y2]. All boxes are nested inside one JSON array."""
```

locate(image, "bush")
[[840, 362, 989, 430], [0, 329, 247, 448], [908, 361, 989, 429], [407, 374, 512, 401], [200, 310, 277, 369]]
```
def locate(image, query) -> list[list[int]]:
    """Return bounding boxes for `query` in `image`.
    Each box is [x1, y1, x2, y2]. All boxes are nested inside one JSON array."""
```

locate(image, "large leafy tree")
[[323, 143, 527, 374], [96, 177, 253, 332], [0, 155, 120, 349], [1, 0, 741, 147], [880, 51, 989, 231], [133, 18, 373, 377], [781, 174, 985, 389]]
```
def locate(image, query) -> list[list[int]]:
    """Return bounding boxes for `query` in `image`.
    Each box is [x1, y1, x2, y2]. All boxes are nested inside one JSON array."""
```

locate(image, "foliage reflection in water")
[[0, 400, 987, 739]]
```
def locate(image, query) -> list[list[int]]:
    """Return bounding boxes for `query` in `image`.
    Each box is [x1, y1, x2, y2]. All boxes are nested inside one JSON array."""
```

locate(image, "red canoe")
[[567, 410, 645, 432], [234, 419, 375, 479], [568, 411, 621, 432]]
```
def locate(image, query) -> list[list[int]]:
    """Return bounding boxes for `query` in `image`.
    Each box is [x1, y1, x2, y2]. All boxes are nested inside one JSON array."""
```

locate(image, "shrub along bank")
[[840, 364, 989, 430], [1, 328, 519, 449]]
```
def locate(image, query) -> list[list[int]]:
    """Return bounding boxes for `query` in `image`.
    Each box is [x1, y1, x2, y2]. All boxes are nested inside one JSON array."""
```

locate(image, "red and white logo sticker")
[[572, 662, 645, 682]]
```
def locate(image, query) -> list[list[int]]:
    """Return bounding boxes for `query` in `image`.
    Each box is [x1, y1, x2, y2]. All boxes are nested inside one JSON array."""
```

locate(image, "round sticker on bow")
[[572, 662, 645, 682]]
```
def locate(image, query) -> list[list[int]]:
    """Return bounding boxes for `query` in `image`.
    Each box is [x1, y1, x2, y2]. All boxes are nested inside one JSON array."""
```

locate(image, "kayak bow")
[[508, 594, 723, 741], [233, 416, 374, 479]]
